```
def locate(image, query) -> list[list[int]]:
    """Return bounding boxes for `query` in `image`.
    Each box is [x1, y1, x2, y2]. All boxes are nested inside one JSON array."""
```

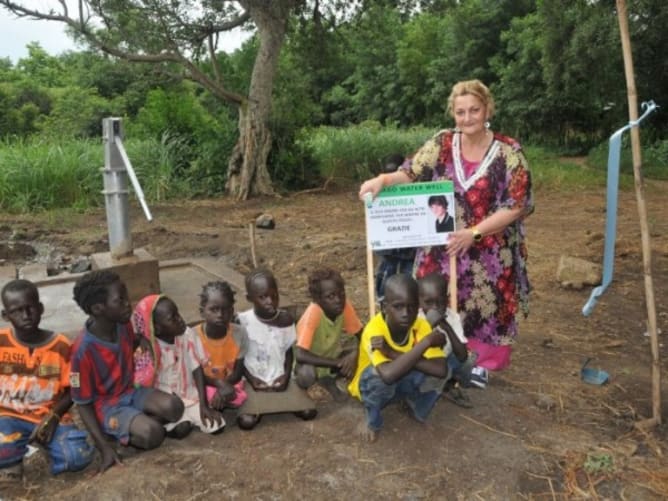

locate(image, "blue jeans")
[[0, 417, 95, 474], [359, 366, 440, 432], [99, 386, 155, 445]]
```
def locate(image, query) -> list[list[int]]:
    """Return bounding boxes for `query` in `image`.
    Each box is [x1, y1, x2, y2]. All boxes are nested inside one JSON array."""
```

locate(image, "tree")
[[0, 0, 302, 200]]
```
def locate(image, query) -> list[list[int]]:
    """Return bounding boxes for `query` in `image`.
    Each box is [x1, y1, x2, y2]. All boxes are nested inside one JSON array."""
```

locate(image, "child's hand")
[[270, 374, 288, 391], [211, 382, 235, 409], [200, 404, 224, 428], [30, 412, 59, 445], [99, 444, 122, 473], [136, 336, 152, 354], [370, 336, 398, 359], [337, 351, 357, 378], [248, 374, 269, 391], [426, 329, 447, 348]]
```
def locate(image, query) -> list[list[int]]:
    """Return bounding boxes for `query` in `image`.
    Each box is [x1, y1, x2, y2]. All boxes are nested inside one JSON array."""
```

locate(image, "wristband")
[[470, 226, 483, 243]]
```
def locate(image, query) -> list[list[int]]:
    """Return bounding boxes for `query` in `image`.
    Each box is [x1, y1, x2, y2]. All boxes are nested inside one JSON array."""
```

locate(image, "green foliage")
[[304, 122, 435, 181], [0, 135, 209, 212], [1, 0, 668, 202], [524, 146, 606, 191], [16, 43, 70, 87], [587, 138, 668, 181], [0, 137, 100, 212], [125, 135, 189, 202], [128, 85, 238, 194], [39, 86, 118, 138], [494, 0, 626, 152], [0, 80, 52, 137]]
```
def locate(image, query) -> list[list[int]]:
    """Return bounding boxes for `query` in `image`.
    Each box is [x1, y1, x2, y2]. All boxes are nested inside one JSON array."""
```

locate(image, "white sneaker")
[[470, 366, 489, 389]]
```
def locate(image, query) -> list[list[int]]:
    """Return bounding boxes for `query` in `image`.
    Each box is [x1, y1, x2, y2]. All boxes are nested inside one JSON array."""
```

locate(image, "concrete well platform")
[[0, 257, 292, 339]]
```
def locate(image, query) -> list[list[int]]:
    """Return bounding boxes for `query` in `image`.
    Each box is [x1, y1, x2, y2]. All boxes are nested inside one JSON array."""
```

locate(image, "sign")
[[365, 181, 455, 250]]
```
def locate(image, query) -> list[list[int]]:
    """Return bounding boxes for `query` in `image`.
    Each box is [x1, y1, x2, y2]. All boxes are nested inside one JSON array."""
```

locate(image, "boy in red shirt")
[[70, 271, 184, 472]]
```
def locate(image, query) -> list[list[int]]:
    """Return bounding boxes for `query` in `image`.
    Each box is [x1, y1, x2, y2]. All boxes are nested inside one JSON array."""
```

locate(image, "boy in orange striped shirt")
[[0, 279, 93, 481]]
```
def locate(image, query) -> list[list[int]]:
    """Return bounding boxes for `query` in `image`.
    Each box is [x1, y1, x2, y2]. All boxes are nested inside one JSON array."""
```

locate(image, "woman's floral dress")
[[401, 129, 533, 347]]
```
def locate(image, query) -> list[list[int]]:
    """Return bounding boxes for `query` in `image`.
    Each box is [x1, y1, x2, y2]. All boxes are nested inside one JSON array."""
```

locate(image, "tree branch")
[[208, 33, 224, 85], [0, 0, 247, 105]]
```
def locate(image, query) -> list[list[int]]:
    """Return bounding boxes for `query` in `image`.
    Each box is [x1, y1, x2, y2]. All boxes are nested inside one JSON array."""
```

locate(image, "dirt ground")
[[1, 178, 668, 500]]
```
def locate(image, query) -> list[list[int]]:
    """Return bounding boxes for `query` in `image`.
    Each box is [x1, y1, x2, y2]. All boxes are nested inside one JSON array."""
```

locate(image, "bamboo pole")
[[367, 245, 376, 318], [248, 223, 258, 268], [449, 254, 457, 312], [616, 0, 661, 427], [364, 193, 376, 318]]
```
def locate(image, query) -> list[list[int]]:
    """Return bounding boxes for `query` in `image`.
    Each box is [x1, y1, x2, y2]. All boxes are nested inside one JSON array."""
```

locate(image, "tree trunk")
[[226, 1, 297, 200]]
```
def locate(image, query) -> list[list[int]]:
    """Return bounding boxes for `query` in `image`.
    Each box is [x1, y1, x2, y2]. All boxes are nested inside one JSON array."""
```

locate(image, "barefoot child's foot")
[[356, 420, 378, 443]]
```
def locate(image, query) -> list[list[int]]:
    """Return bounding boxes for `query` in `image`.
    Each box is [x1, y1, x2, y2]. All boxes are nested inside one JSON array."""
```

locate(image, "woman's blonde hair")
[[447, 79, 495, 119]]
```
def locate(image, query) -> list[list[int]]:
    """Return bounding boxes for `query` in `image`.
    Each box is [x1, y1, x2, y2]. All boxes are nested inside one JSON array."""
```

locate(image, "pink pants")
[[467, 339, 512, 371], [206, 380, 247, 408]]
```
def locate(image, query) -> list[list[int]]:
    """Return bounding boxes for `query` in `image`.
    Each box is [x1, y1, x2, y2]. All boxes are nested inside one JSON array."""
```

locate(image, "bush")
[[305, 122, 435, 182]]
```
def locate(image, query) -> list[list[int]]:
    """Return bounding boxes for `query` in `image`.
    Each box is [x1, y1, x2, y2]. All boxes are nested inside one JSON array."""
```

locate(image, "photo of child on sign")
[[365, 181, 455, 250]]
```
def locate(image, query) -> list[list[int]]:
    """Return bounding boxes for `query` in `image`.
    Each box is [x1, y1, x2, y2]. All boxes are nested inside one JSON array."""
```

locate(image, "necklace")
[[256, 309, 281, 324], [453, 131, 499, 191]]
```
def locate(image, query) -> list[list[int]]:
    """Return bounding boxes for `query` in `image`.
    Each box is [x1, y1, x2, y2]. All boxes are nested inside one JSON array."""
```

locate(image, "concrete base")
[[91, 248, 160, 304]]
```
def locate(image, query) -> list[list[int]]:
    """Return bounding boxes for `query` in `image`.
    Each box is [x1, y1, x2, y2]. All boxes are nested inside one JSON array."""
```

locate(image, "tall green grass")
[[0, 136, 189, 213], [305, 124, 610, 190], [587, 138, 668, 181], [0, 138, 101, 212], [5, 124, 658, 213], [303, 121, 435, 180], [524, 146, 608, 191]]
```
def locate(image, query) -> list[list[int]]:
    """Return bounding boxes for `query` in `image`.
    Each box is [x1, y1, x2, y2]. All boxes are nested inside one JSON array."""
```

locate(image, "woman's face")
[[453, 94, 487, 137]]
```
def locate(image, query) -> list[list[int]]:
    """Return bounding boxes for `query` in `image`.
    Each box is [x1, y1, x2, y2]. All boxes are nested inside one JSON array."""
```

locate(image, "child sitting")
[[0, 280, 94, 480], [236, 268, 316, 430], [132, 294, 225, 437], [70, 271, 184, 472], [417, 273, 475, 406], [295, 268, 362, 395], [348, 274, 447, 442], [195, 281, 248, 411]]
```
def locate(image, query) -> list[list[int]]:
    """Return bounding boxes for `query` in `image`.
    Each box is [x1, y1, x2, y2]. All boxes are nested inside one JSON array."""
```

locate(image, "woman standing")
[[359, 80, 533, 386]]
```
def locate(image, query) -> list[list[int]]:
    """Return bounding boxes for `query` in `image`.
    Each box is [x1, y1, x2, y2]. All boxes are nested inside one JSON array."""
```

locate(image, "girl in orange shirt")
[[195, 281, 248, 410]]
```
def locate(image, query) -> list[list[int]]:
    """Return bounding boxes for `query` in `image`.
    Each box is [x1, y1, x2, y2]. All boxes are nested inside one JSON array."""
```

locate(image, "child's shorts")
[[99, 386, 154, 445], [0, 416, 94, 474]]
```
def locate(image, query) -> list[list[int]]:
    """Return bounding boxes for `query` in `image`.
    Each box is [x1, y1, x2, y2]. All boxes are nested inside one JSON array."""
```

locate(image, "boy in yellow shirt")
[[348, 275, 447, 441]]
